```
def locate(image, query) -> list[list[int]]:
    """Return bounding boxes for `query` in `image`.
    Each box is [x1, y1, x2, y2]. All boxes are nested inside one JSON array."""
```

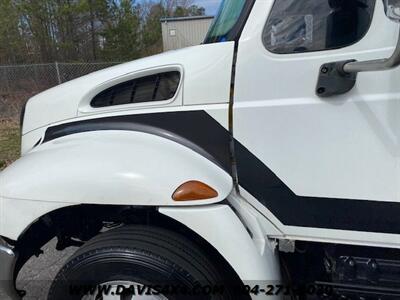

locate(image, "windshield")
[[204, 0, 249, 43]]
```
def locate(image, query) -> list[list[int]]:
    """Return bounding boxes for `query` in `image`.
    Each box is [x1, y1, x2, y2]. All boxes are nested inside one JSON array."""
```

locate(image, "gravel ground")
[[16, 239, 78, 300]]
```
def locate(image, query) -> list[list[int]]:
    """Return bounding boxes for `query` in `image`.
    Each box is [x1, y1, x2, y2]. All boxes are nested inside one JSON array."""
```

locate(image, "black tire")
[[48, 225, 247, 300]]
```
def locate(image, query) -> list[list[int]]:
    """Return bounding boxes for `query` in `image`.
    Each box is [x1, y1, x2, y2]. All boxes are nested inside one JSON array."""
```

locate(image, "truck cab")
[[2, 0, 400, 299]]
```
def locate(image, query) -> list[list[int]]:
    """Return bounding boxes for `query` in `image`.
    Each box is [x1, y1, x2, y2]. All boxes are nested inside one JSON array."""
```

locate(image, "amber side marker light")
[[172, 180, 218, 201]]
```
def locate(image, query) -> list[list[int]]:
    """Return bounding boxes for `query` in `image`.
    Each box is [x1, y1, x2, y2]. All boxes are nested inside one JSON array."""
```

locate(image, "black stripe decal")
[[44, 111, 232, 173], [44, 110, 400, 234], [235, 142, 400, 234]]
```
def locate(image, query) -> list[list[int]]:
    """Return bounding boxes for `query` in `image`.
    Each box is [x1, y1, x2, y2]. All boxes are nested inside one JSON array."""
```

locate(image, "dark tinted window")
[[91, 71, 180, 108], [263, 0, 375, 54]]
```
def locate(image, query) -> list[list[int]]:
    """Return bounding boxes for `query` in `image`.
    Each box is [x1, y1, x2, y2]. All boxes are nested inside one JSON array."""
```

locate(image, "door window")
[[263, 0, 376, 54], [204, 0, 255, 43]]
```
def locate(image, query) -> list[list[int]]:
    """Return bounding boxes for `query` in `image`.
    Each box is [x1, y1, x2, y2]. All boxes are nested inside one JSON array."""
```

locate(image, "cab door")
[[233, 0, 400, 242]]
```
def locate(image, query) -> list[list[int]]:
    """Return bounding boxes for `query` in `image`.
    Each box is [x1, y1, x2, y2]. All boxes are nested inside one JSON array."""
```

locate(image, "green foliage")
[[0, 0, 207, 64], [174, 4, 205, 17], [0, 0, 207, 167], [0, 0, 27, 64], [101, 0, 142, 61], [142, 3, 165, 56]]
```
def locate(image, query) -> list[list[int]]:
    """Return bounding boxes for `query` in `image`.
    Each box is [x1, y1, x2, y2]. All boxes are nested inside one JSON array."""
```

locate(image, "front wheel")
[[48, 225, 246, 300]]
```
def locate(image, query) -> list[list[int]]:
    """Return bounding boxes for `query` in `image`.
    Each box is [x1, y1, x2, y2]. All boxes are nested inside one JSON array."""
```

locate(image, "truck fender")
[[0, 130, 232, 240], [160, 204, 282, 299]]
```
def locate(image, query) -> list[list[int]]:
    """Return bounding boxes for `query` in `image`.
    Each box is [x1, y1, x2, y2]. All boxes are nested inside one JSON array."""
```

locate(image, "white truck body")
[[2, 0, 400, 299]]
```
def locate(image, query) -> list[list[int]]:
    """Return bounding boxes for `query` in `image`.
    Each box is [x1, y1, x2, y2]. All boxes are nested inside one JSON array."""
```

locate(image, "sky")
[[195, 0, 221, 15]]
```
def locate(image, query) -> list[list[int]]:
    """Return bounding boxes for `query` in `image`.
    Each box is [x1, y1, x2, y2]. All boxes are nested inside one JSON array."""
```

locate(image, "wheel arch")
[[160, 205, 282, 284], [0, 130, 232, 208], [0, 129, 233, 240], [11, 204, 246, 289]]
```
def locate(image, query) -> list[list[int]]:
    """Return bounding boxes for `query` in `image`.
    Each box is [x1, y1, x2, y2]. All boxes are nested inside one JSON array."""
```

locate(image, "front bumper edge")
[[0, 238, 20, 300]]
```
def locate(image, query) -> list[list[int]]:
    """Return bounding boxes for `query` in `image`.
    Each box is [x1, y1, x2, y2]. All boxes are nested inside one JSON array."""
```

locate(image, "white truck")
[[2, 0, 400, 299]]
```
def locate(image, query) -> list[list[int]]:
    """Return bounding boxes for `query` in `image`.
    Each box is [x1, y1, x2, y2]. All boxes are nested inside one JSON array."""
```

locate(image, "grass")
[[0, 120, 20, 170]]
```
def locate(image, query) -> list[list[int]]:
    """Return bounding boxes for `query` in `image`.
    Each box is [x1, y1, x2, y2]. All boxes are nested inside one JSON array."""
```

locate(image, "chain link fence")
[[0, 62, 121, 121]]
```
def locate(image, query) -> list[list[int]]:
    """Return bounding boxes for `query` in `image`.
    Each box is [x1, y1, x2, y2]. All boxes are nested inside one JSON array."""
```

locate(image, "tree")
[[101, 0, 142, 61], [186, 4, 205, 16], [82, 0, 112, 61], [173, 4, 205, 17], [0, 0, 27, 64], [17, 0, 58, 62], [141, 2, 165, 56], [0, 0, 206, 64]]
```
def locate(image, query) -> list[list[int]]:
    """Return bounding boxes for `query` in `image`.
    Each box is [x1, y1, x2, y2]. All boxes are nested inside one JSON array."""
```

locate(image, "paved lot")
[[16, 239, 78, 300]]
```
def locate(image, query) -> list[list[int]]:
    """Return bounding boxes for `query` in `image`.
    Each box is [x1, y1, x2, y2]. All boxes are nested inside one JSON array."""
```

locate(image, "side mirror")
[[316, 0, 400, 97], [384, 0, 400, 22]]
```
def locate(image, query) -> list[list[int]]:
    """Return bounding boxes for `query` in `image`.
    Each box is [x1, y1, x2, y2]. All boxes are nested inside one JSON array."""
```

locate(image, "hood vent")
[[91, 71, 180, 108]]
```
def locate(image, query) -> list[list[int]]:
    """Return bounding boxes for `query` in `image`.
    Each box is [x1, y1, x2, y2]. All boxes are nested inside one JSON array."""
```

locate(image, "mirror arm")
[[316, 2, 400, 98], [342, 30, 400, 73]]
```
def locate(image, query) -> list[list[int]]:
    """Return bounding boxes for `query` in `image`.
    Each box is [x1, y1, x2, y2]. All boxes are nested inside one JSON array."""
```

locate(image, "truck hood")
[[23, 42, 234, 135]]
